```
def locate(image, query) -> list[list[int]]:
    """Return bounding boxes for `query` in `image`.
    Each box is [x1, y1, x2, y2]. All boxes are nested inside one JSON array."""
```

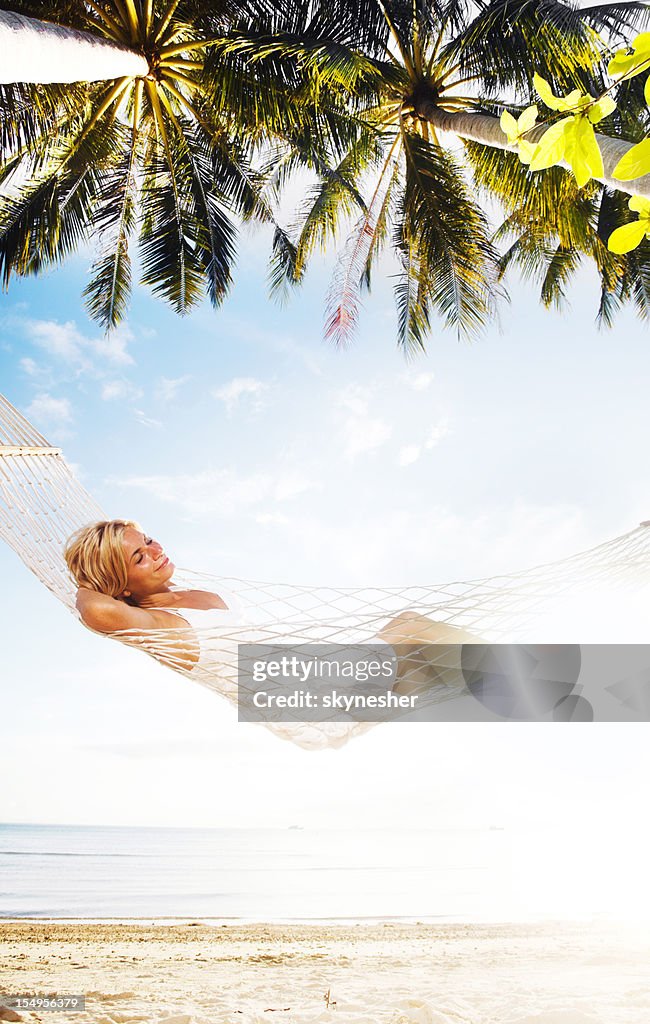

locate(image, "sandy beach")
[[1, 920, 649, 1024]]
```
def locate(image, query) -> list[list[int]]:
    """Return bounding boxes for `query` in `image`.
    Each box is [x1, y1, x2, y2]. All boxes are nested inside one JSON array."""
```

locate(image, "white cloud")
[[20, 357, 40, 376], [93, 327, 135, 366], [213, 376, 269, 414], [399, 444, 421, 466], [273, 473, 318, 501], [212, 312, 326, 376], [156, 375, 192, 401], [26, 393, 73, 425], [101, 380, 142, 401], [24, 318, 135, 371], [398, 422, 448, 466], [27, 319, 81, 361], [133, 409, 162, 429], [335, 386, 392, 461], [344, 415, 392, 460], [425, 421, 450, 448], [407, 371, 435, 391], [111, 467, 319, 519]]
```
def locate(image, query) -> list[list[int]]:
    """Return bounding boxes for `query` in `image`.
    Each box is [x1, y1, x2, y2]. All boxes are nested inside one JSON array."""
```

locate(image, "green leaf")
[[608, 219, 649, 254], [529, 118, 573, 171], [613, 138, 650, 180]]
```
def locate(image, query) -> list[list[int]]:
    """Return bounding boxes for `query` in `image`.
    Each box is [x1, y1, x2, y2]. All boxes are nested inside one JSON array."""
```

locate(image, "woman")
[[64, 519, 477, 690], [65, 520, 229, 633], [64, 519, 241, 672]]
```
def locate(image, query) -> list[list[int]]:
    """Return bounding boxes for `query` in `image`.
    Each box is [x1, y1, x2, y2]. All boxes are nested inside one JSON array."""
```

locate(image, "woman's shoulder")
[[158, 589, 228, 611]]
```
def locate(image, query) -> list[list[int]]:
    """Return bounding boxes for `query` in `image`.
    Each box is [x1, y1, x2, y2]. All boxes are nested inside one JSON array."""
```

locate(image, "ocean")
[[1, 823, 504, 921], [0, 821, 641, 922]]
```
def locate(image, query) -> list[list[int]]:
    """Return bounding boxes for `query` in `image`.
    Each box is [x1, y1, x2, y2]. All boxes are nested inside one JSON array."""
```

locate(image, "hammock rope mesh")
[[1, 392, 649, 749]]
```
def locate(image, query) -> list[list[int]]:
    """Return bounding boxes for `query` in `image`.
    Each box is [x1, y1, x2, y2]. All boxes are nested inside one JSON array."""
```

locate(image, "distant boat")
[[488, 825, 505, 831], [288, 825, 304, 830]]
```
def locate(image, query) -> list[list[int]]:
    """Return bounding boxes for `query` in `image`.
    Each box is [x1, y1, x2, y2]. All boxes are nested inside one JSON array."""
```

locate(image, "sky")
[[1, 163, 650, 924]]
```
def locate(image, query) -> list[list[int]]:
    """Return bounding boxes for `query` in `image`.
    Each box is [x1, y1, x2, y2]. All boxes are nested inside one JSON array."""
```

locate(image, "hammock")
[[1, 391, 649, 749]]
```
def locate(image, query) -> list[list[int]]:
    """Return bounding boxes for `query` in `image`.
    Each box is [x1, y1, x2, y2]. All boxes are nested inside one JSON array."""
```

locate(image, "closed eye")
[[137, 538, 154, 564]]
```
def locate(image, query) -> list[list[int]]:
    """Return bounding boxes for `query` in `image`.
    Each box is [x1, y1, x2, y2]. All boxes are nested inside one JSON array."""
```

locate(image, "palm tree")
[[0, 8, 148, 81], [256, 0, 650, 348], [2, 1, 650, 347], [0, 0, 359, 328]]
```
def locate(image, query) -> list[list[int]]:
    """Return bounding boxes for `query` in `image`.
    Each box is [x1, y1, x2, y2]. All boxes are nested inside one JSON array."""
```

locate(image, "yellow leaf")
[[533, 74, 563, 111], [628, 195, 650, 216], [518, 105, 538, 134], [588, 95, 617, 123], [645, 74, 650, 108], [500, 110, 518, 142], [566, 117, 603, 186], [560, 89, 584, 112], [608, 33, 650, 79], [613, 138, 650, 180], [607, 219, 650, 254], [518, 140, 536, 164], [528, 118, 572, 171]]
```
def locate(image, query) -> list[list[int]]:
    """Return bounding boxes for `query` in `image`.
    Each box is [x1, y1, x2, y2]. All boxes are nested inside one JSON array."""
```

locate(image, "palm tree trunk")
[[416, 100, 650, 201], [0, 9, 148, 83]]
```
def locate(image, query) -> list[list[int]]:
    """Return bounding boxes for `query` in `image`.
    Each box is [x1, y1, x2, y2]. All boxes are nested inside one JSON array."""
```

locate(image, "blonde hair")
[[64, 519, 140, 598]]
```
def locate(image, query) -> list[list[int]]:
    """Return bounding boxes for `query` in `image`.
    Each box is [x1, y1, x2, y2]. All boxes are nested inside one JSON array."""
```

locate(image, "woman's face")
[[121, 526, 175, 599]]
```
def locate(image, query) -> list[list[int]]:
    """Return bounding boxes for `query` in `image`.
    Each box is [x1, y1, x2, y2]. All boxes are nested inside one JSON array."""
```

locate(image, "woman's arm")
[[75, 589, 175, 633]]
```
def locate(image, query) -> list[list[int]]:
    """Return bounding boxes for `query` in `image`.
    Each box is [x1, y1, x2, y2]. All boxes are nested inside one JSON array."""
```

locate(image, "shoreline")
[[0, 911, 638, 926], [2, 920, 648, 1023]]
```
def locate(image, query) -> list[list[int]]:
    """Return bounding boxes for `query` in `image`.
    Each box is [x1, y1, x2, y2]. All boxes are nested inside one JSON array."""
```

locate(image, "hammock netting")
[[1, 392, 649, 749]]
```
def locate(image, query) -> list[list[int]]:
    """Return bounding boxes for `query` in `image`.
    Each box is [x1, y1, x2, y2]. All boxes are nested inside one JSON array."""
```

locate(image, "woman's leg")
[[378, 611, 481, 695]]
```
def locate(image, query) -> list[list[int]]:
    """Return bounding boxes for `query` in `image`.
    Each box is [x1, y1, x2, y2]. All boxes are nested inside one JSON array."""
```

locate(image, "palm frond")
[[448, 0, 604, 97], [580, 2, 650, 41], [178, 127, 238, 308], [206, 30, 387, 95], [323, 134, 403, 345], [360, 148, 401, 292], [294, 126, 384, 277], [595, 188, 650, 323], [268, 224, 300, 302], [394, 231, 430, 353], [396, 129, 499, 343], [138, 149, 209, 315], [540, 244, 582, 309], [0, 111, 124, 285], [82, 131, 139, 329], [627, 242, 650, 320]]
